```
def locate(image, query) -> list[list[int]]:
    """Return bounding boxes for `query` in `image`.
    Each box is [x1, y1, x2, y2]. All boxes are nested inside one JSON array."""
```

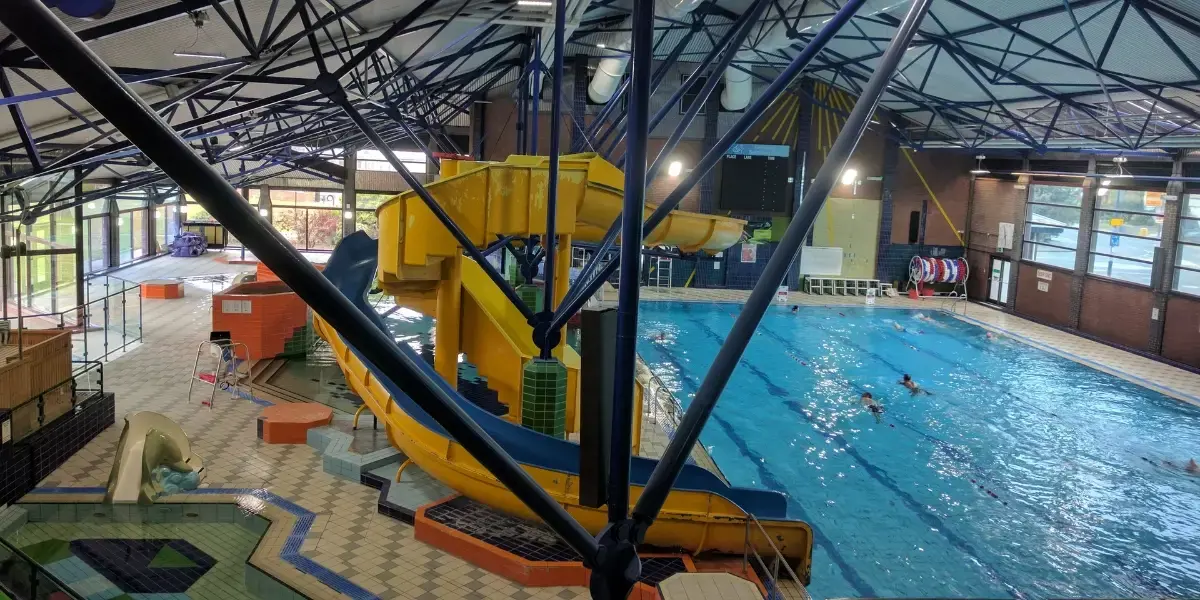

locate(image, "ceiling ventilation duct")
[[587, 0, 704, 104], [718, 0, 915, 111]]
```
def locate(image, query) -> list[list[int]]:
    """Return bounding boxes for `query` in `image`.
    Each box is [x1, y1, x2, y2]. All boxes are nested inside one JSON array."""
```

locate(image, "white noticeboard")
[[799, 247, 843, 276], [997, 222, 1014, 250], [776, 286, 788, 303]]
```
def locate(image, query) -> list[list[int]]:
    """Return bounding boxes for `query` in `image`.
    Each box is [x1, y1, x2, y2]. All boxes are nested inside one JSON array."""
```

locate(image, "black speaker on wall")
[[578, 307, 616, 508], [908, 211, 921, 244]]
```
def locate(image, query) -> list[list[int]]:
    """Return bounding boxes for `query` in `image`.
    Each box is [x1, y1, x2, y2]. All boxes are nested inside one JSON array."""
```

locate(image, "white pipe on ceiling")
[[587, 0, 704, 104]]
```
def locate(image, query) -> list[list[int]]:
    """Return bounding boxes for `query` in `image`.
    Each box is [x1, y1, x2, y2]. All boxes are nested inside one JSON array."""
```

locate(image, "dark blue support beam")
[[0, 67, 42, 169], [538, 0, 567, 360], [632, 0, 931, 533], [530, 31, 542, 156], [588, 1, 653, 598], [608, 0, 653, 522]]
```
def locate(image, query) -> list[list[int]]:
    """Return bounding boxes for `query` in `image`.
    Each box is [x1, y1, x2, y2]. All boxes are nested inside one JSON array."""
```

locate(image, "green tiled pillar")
[[517, 284, 542, 311], [522, 359, 567, 438]]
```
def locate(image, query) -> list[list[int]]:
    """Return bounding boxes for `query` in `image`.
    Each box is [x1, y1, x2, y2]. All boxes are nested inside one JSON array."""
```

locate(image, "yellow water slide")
[[314, 154, 813, 574]]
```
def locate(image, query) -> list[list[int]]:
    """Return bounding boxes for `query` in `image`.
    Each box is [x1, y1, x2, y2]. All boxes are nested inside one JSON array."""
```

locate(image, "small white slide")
[[104, 412, 205, 504]]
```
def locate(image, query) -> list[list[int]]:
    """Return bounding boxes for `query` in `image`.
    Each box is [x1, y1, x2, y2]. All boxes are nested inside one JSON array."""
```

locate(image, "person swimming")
[[790, 305, 799, 314], [892, 321, 906, 332], [861, 392, 884, 423], [899, 373, 931, 395], [1142, 456, 1200, 475]]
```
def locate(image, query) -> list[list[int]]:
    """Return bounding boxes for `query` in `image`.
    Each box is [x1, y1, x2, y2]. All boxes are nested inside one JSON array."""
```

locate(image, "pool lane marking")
[[689, 316, 1021, 598], [30, 486, 380, 600], [643, 337, 880, 598]]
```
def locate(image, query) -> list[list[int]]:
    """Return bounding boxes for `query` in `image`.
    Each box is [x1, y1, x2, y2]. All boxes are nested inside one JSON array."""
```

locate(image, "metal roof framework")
[[2, 0, 1200, 224]]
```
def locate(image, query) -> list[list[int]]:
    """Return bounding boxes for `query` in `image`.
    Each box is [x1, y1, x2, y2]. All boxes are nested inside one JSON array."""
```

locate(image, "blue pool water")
[[636, 302, 1200, 600]]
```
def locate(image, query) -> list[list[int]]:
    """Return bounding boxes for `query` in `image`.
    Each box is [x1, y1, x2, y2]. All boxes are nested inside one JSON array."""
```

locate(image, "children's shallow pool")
[[637, 302, 1200, 600]]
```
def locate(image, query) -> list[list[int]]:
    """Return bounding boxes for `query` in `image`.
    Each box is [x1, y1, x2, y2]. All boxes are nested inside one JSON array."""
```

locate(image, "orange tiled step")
[[140, 279, 184, 299], [257, 403, 333, 444]]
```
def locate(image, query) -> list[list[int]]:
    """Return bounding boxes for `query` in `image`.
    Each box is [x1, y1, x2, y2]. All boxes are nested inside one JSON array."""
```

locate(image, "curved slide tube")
[[315, 232, 813, 575], [104, 412, 204, 504]]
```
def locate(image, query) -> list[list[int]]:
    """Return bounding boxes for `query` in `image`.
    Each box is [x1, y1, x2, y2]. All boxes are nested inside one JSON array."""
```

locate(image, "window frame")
[[1174, 193, 1200, 297], [1087, 189, 1165, 286], [1021, 184, 1084, 271]]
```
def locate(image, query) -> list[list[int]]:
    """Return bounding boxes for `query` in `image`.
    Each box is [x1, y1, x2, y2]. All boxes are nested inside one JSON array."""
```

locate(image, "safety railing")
[[743, 513, 811, 600], [0, 535, 86, 600], [2, 360, 104, 445], [2, 275, 143, 364]]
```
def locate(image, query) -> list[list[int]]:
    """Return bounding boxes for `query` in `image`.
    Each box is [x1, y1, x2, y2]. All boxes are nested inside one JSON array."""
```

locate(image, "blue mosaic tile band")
[[32, 486, 381, 600]]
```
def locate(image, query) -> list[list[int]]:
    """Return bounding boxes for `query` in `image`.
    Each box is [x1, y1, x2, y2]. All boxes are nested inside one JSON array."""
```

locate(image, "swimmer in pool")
[[1144, 456, 1200, 475], [892, 321, 906, 332], [791, 305, 799, 314], [861, 392, 884, 423], [915, 313, 941, 326], [899, 373, 932, 395]]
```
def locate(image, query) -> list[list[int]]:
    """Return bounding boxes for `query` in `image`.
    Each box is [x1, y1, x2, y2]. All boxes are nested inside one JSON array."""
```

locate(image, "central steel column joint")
[[631, 0, 933, 535], [589, 0, 653, 598]]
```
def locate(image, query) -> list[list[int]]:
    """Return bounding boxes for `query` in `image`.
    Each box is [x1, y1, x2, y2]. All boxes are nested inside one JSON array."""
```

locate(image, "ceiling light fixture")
[[668, 160, 683, 177], [840, 168, 858, 185], [970, 154, 989, 175], [517, 0, 553, 6], [174, 11, 226, 60]]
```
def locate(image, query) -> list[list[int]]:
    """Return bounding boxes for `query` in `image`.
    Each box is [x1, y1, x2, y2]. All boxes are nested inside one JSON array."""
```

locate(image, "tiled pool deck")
[[20, 254, 1200, 599]]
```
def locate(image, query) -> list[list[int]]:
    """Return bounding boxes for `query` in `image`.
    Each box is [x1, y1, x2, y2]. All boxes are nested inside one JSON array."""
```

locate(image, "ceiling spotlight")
[[1101, 179, 1112, 187], [517, 0, 553, 6], [668, 160, 683, 177], [596, 43, 606, 49], [970, 154, 989, 175], [841, 168, 858, 185]]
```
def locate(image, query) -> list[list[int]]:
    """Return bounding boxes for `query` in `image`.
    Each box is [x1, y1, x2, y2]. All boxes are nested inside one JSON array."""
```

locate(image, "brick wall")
[[969, 178, 1025, 253], [893, 151, 972, 246], [1014, 262, 1074, 327], [1078, 277, 1155, 350], [1163, 294, 1200, 368], [212, 281, 310, 360], [965, 249, 992, 300]]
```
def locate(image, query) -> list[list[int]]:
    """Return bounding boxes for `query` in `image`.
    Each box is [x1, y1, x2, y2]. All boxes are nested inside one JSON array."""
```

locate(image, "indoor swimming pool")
[[636, 302, 1200, 600]]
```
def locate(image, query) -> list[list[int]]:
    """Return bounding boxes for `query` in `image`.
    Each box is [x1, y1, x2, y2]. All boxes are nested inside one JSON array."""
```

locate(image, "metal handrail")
[[743, 513, 811, 600], [637, 352, 682, 431], [0, 535, 86, 600]]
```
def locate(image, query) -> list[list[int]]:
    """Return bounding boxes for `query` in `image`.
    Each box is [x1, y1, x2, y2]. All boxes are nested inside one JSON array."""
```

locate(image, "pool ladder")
[[940, 295, 969, 317]]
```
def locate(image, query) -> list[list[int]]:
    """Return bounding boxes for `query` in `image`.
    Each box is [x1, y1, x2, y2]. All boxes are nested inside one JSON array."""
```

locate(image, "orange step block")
[[140, 279, 185, 299], [257, 403, 333, 444]]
